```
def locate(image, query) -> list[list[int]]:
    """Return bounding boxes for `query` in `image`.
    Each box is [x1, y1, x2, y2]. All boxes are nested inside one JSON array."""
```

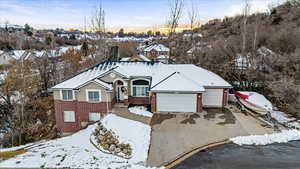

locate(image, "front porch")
[[112, 79, 151, 106]]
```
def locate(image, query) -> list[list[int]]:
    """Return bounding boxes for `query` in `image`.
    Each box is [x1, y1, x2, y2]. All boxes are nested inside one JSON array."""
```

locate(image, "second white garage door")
[[202, 89, 223, 107], [156, 93, 197, 112]]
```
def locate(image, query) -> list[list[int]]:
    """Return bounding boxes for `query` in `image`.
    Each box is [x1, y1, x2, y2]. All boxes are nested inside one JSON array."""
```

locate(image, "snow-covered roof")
[[138, 54, 150, 61], [120, 57, 131, 61], [151, 72, 205, 92], [58, 45, 82, 56], [11, 50, 26, 60], [157, 55, 168, 59], [143, 44, 170, 52], [52, 62, 232, 91]]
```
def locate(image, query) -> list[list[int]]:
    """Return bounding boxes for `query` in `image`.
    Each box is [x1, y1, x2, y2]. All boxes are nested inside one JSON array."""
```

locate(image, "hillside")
[[170, 1, 300, 117]]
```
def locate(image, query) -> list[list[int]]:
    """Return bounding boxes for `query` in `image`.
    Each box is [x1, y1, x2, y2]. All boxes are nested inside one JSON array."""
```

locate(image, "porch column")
[[197, 93, 203, 112]]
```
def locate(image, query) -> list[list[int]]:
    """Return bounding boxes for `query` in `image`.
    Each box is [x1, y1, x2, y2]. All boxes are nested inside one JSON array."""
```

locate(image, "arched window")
[[132, 79, 149, 97]]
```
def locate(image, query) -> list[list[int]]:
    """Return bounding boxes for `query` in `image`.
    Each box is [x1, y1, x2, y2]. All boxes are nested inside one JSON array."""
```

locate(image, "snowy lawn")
[[129, 106, 153, 117], [230, 130, 300, 146], [0, 114, 162, 169]]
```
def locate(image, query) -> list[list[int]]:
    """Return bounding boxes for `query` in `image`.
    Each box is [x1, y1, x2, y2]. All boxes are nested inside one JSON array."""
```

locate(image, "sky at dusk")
[[0, 0, 285, 31]]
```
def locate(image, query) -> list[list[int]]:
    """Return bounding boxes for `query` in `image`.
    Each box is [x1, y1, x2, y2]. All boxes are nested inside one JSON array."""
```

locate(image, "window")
[[62, 90, 73, 100], [86, 90, 101, 102], [64, 111, 75, 122], [89, 113, 101, 122], [132, 79, 149, 97]]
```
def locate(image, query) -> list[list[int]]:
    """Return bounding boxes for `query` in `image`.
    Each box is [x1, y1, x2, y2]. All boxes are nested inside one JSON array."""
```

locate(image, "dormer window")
[[62, 90, 73, 101]]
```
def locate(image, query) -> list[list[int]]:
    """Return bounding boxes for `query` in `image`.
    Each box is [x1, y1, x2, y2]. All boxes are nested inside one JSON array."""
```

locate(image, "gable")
[[99, 70, 126, 83]]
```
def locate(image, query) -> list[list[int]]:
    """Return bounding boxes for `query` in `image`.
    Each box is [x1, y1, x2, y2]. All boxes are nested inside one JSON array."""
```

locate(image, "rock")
[[96, 125, 100, 130], [115, 148, 121, 153], [109, 144, 116, 152], [122, 149, 128, 154], [103, 144, 109, 150], [98, 135, 105, 141]]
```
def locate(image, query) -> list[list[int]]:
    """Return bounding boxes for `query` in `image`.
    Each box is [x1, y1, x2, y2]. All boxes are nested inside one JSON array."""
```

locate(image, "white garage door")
[[157, 93, 197, 112], [202, 89, 223, 107]]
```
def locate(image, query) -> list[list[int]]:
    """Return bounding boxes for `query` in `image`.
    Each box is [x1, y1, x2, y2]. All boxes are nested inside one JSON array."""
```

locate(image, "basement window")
[[64, 111, 75, 122], [89, 112, 101, 122]]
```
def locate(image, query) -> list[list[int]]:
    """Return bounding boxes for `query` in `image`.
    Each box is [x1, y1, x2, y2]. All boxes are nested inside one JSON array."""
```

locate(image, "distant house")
[[119, 44, 170, 63], [0, 50, 31, 65], [234, 46, 275, 71], [142, 44, 170, 63], [187, 42, 212, 56], [51, 61, 231, 134]]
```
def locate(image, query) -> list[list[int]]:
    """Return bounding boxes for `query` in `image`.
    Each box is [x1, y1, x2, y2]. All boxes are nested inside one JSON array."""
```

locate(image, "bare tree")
[[90, 2, 109, 62], [90, 2, 106, 36], [253, 12, 260, 51], [242, 0, 251, 55], [187, 0, 200, 32], [166, 0, 184, 35]]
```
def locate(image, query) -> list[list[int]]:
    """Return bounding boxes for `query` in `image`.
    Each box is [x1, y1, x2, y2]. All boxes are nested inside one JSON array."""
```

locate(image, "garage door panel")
[[157, 93, 197, 112], [202, 89, 223, 107]]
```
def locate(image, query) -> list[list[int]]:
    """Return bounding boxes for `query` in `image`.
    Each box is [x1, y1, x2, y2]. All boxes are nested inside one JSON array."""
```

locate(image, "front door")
[[115, 80, 125, 103], [117, 86, 125, 102]]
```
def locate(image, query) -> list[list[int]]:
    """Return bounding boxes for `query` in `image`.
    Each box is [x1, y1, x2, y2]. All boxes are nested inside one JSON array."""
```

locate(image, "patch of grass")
[[0, 149, 28, 161]]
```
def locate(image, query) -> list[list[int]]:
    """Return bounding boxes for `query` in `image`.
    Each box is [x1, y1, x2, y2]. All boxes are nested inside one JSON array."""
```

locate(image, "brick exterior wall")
[[128, 96, 150, 105], [150, 93, 157, 112], [197, 93, 203, 112], [54, 100, 112, 133], [223, 89, 229, 106]]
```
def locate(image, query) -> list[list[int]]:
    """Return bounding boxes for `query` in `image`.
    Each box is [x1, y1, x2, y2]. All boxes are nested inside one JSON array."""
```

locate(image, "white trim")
[[131, 78, 150, 97], [77, 80, 112, 90], [60, 90, 75, 101], [63, 111, 76, 122], [86, 89, 102, 102]]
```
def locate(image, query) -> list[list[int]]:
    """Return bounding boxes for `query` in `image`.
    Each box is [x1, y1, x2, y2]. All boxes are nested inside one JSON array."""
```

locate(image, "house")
[[0, 50, 31, 65], [234, 46, 275, 71], [138, 44, 170, 63], [51, 61, 231, 134]]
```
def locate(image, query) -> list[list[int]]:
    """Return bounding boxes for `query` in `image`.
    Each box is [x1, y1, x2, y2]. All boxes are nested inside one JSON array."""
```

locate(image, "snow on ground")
[[270, 111, 296, 124], [287, 121, 300, 129], [230, 130, 300, 146], [128, 106, 153, 117], [102, 114, 151, 163], [0, 114, 162, 169], [270, 111, 300, 129]]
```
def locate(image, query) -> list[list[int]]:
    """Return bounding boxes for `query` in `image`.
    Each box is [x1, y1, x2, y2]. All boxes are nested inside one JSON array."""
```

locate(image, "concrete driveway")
[[147, 108, 274, 167]]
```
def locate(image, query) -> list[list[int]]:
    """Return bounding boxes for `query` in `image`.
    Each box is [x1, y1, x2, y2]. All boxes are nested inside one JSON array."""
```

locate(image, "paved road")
[[172, 141, 300, 169], [147, 108, 274, 167]]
